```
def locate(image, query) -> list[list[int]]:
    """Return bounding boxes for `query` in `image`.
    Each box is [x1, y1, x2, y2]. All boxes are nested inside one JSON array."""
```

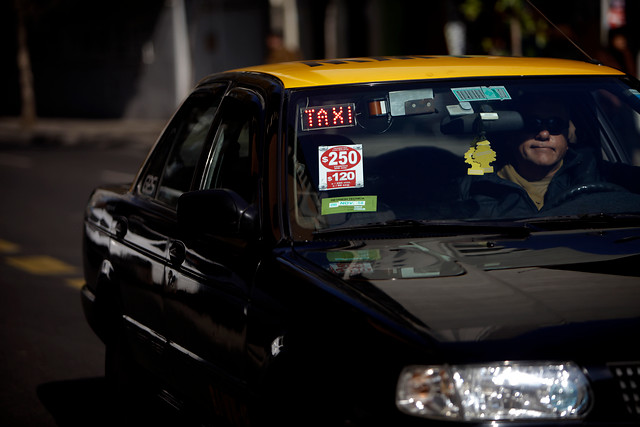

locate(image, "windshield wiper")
[[519, 213, 640, 231], [313, 219, 532, 239]]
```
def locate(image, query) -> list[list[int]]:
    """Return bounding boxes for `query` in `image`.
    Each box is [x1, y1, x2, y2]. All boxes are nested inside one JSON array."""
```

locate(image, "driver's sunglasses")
[[524, 116, 569, 135]]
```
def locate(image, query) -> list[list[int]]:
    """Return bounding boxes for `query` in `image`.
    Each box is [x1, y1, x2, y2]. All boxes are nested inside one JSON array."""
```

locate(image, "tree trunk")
[[16, 0, 37, 129], [510, 17, 523, 56]]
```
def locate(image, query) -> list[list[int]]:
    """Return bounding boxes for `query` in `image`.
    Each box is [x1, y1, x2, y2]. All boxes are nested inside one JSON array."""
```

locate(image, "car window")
[[202, 88, 263, 204], [594, 86, 640, 164], [138, 86, 226, 207], [287, 76, 640, 239]]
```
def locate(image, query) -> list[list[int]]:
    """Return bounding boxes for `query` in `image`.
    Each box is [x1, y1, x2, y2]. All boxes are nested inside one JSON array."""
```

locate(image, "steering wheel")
[[554, 182, 629, 205]]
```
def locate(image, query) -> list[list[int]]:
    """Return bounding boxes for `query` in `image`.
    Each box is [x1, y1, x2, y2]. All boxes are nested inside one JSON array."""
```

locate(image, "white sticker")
[[318, 145, 364, 191], [329, 262, 374, 277], [141, 175, 158, 195]]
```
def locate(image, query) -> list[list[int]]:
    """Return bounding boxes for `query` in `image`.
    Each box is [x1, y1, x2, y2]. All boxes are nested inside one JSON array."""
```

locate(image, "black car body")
[[81, 56, 640, 426]]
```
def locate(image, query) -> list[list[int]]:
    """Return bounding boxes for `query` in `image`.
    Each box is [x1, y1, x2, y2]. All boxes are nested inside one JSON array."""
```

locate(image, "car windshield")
[[287, 76, 640, 240]]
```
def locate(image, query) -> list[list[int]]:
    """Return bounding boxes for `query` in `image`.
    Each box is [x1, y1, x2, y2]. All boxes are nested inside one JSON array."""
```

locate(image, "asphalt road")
[[0, 137, 169, 426]]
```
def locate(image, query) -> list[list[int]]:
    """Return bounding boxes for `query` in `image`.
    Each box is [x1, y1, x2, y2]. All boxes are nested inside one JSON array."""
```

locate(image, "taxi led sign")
[[301, 103, 356, 130]]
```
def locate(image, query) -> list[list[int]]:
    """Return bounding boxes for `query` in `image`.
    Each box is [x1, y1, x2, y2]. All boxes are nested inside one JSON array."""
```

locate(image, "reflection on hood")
[[297, 228, 640, 344], [301, 228, 640, 280]]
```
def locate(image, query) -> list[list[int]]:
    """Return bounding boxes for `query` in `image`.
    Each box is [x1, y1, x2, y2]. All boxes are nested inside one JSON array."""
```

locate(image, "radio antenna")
[[525, 0, 599, 63]]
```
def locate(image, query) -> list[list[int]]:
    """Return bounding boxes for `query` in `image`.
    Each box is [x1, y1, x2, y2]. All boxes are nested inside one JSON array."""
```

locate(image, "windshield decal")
[[446, 101, 474, 116], [318, 144, 364, 190], [389, 89, 435, 116], [452, 86, 511, 102], [321, 196, 377, 215]]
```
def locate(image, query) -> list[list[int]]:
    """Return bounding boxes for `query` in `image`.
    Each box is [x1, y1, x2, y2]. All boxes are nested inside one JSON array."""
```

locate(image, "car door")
[[161, 87, 264, 419], [117, 85, 226, 376]]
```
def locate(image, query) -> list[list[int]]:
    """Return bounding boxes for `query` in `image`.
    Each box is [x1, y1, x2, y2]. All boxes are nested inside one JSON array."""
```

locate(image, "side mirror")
[[177, 189, 258, 238]]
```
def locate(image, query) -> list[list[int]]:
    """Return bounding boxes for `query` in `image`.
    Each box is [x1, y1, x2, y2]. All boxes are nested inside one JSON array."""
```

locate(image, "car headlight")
[[396, 362, 591, 421]]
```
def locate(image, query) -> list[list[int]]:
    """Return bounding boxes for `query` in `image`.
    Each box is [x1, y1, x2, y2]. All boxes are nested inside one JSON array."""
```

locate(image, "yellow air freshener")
[[465, 138, 496, 175]]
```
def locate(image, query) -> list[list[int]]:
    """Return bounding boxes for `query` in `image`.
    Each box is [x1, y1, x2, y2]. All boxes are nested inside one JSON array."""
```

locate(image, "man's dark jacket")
[[458, 149, 616, 219]]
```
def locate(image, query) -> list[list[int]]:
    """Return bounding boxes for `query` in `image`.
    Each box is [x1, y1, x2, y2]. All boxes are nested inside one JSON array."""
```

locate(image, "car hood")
[[296, 228, 640, 349]]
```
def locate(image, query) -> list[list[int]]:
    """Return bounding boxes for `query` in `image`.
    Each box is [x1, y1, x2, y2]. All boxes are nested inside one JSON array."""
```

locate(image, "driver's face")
[[517, 125, 568, 168], [515, 105, 569, 177]]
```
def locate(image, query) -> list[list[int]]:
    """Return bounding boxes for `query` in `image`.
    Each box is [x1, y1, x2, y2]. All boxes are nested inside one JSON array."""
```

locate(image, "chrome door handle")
[[113, 217, 128, 238], [167, 270, 177, 291], [168, 240, 186, 265]]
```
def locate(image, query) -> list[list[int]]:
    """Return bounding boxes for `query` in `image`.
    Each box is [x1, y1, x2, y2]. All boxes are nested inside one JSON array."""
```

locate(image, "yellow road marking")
[[2, 238, 83, 289], [6, 255, 77, 275], [66, 278, 85, 290], [0, 239, 20, 254]]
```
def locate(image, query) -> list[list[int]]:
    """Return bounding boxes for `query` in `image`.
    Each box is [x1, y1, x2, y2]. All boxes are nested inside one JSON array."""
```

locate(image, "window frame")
[[198, 87, 265, 206], [134, 83, 228, 208]]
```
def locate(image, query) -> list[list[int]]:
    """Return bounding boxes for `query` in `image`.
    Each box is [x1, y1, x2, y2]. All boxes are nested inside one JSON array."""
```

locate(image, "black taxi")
[[81, 56, 640, 426]]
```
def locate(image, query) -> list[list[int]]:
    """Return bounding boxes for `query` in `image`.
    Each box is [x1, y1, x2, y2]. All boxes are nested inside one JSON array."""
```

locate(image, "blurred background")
[[0, 2, 639, 425], [2, 0, 639, 123]]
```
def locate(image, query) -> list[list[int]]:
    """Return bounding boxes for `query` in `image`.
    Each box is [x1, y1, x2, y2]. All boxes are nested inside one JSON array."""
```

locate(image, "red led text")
[[301, 103, 355, 131]]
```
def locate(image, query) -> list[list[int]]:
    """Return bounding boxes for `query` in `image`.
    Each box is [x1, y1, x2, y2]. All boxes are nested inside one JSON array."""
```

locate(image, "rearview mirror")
[[441, 110, 524, 134]]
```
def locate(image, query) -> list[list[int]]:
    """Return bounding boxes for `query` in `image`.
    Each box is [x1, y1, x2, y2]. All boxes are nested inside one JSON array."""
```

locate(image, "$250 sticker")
[[318, 145, 363, 190]]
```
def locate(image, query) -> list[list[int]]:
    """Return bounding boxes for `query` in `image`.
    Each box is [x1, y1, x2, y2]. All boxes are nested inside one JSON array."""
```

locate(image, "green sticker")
[[321, 195, 377, 215], [452, 86, 511, 102], [327, 249, 381, 262]]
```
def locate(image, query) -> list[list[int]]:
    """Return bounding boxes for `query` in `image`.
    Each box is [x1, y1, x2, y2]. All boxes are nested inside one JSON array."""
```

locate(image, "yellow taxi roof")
[[235, 56, 624, 89]]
